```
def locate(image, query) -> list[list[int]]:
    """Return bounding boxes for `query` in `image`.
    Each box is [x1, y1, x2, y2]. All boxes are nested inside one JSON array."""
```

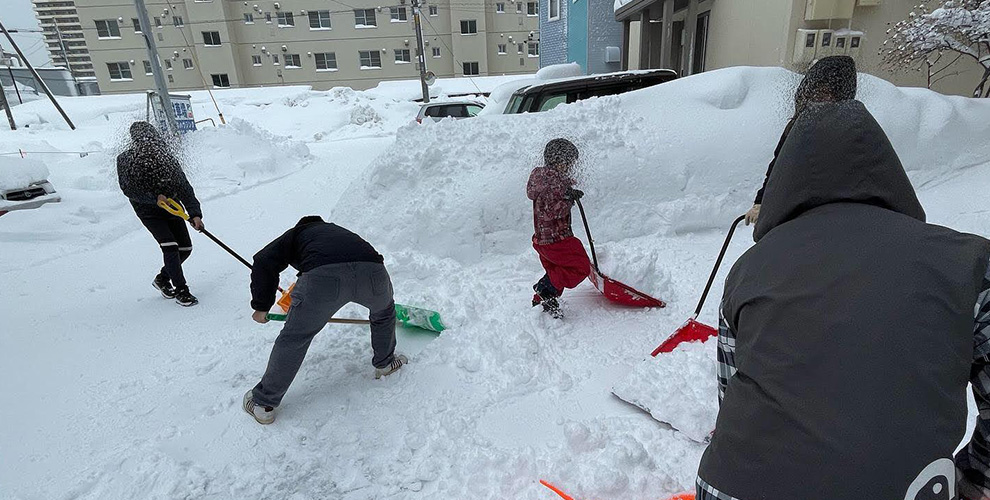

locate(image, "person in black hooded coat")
[[743, 56, 859, 226], [695, 99, 990, 499], [116, 121, 204, 306]]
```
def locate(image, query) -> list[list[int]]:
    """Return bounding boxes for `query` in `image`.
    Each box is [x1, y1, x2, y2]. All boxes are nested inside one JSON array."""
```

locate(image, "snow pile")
[[179, 118, 312, 197], [612, 340, 718, 442], [0, 155, 50, 190]]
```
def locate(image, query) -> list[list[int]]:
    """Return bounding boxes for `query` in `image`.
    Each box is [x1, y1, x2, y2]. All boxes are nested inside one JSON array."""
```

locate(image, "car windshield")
[[505, 94, 526, 114]]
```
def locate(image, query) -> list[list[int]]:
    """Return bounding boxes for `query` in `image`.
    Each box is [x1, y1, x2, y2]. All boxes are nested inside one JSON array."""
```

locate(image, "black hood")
[[754, 100, 925, 241], [794, 55, 857, 115]]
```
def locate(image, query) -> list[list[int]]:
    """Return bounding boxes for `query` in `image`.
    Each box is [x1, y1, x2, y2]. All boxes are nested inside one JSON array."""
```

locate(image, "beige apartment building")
[[70, 0, 540, 93], [616, 0, 985, 97], [32, 0, 101, 92]]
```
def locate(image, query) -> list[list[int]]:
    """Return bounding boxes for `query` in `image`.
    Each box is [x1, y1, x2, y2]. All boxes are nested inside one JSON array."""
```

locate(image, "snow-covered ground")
[[1, 68, 989, 500]]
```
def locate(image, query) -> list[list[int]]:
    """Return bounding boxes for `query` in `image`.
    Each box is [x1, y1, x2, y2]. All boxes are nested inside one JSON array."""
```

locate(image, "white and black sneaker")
[[242, 390, 275, 425], [153, 273, 176, 299], [174, 286, 198, 307], [374, 354, 409, 380]]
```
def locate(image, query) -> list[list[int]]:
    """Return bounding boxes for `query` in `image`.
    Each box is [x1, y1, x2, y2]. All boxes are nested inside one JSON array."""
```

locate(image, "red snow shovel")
[[575, 199, 665, 308], [650, 214, 745, 356]]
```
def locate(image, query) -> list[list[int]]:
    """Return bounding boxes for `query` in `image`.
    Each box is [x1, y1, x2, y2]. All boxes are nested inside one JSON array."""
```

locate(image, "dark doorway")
[[670, 20, 684, 74], [692, 10, 710, 74]]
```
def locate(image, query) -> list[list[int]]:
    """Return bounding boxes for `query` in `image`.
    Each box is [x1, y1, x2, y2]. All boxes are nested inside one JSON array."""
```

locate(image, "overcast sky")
[[2, 0, 52, 67]]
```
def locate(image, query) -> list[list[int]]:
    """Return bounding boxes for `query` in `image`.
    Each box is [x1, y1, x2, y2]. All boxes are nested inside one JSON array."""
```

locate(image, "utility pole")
[[134, 0, 178, 135], [0, 21, 74, 130], [0, 73, 15, 130], [1, 41, 24, 104], [412, 0, 430, 103], [53, 23, 78, 93]]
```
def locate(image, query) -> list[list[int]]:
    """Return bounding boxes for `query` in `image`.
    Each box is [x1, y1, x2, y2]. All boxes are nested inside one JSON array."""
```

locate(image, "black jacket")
[[250, 222, 384, 311], [699, 101, 990, 500], [116, 147, 202, 219]]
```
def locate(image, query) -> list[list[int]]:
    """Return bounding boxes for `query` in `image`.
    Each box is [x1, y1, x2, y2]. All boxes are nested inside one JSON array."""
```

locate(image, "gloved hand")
[[565, 187, 584, 201], [744, 204, 761, 226]]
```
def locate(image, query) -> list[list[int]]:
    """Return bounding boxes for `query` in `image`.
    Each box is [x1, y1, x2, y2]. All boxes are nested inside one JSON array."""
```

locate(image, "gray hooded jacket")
[[699, 100, 990, 500]]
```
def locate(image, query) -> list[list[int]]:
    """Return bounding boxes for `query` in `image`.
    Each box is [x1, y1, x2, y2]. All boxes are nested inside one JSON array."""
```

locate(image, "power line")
[[421, 15, 484, 94]]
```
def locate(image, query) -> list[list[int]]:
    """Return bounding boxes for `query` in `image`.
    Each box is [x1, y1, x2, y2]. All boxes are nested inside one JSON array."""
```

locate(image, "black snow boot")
[[174, 286, 199, 307], [541, 297, 563, 319], [153, 273, 176, 299]]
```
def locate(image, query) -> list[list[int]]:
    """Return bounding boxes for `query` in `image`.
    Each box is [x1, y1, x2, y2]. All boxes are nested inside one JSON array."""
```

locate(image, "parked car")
[[0, 157, 61, 217], [416, 100, 485, 123], [501, 69, 678, 114]]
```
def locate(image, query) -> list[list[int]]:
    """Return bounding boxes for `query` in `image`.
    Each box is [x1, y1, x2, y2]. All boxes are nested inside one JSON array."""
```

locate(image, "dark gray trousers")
[[252, 262, 397, 408]]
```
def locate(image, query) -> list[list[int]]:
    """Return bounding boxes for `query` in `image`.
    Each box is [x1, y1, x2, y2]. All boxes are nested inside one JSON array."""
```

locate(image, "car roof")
[[509, 69, 677, 95]]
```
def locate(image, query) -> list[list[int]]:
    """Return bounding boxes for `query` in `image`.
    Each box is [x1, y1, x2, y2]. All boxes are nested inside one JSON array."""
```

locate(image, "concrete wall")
[[75, 0, 538, 93]]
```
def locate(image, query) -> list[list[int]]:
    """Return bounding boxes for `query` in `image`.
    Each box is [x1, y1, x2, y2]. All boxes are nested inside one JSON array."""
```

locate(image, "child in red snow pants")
[[527, 138, 591, 316]]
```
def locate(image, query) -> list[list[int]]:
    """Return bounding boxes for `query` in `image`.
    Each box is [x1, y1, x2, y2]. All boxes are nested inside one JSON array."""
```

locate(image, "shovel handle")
[[157, 198, 189, 221], [694, 215, 746, 318], [574, 199, 599, 272]]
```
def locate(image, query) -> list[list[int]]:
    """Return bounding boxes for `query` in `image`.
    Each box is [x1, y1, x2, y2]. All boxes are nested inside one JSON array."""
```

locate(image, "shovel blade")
[[650, 318, 717, 356], [589, 268, 666, 308]]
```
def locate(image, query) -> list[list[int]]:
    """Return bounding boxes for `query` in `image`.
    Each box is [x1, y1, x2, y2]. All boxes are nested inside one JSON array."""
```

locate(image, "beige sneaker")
[[374, 354, 408, 380], [242, 390, 276, 425]]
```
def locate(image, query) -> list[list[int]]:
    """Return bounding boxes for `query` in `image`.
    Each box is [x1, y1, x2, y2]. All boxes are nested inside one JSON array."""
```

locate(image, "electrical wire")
[[421, 15, 485, 94]]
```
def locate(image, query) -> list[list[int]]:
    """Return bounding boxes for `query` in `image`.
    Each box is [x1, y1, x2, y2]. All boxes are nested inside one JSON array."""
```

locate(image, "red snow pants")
[[534, 236, 592, 296]]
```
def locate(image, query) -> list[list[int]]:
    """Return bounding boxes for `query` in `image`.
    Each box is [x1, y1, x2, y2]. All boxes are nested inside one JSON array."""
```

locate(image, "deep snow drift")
[[2, 68, 989, 500]]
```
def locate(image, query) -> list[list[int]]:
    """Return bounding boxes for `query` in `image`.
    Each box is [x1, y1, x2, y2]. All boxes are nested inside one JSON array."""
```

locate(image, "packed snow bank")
[[337, 66, 990, 272], [0, 155, 50, 190]]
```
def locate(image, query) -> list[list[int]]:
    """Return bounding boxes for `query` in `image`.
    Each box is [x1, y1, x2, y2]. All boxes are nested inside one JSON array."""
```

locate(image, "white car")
[[415, 100, 485, 123], [0, 156, 61, 216]]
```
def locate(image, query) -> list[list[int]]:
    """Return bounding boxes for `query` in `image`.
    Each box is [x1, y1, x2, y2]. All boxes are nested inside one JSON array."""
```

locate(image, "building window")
[[497, 43, 506, 54], [164, 59, 172, 70], [154, 17, 162, 27], [548, 0, 559, 20], [354, 9, 377, 27], [460, 20, 477, 34], [244, 13, 254, 23], [272, 54, 279, 64], [517, 2, 523, 13], [167, 74, 174, 83], [309, 10, 331, 29], [315, 52, 337, 70], [429, 5, 438, 16], [528, 41, 539, 57], [132, 18, 141, 33], [359, 50, 382, 68], [496, 2, 505, 12], [517, 42, 524, 54], [252, 55, 262, 65], [528, 1, 539, 15], [172, 16, 184, 27], [432, 46, 441, 58], [265, 12, 272, 23], [202, 31, 221, 46], [211, 73, 230, 87], [183, 58, 194, 69], [277, 12, 295, 27], [143, 60, 152, 75], [157, 32, 164, 41], [285, 54, 301, 68], [463, 61, 479, 75], [95, 19, 120, 38], [394, 48, 411, 63], [106, 61, 131, 80], [390, 7, 407, 21]]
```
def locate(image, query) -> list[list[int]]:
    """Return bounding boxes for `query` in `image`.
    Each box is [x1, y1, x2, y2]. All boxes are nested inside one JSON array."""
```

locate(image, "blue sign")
[[151, 93, 197, 135]]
